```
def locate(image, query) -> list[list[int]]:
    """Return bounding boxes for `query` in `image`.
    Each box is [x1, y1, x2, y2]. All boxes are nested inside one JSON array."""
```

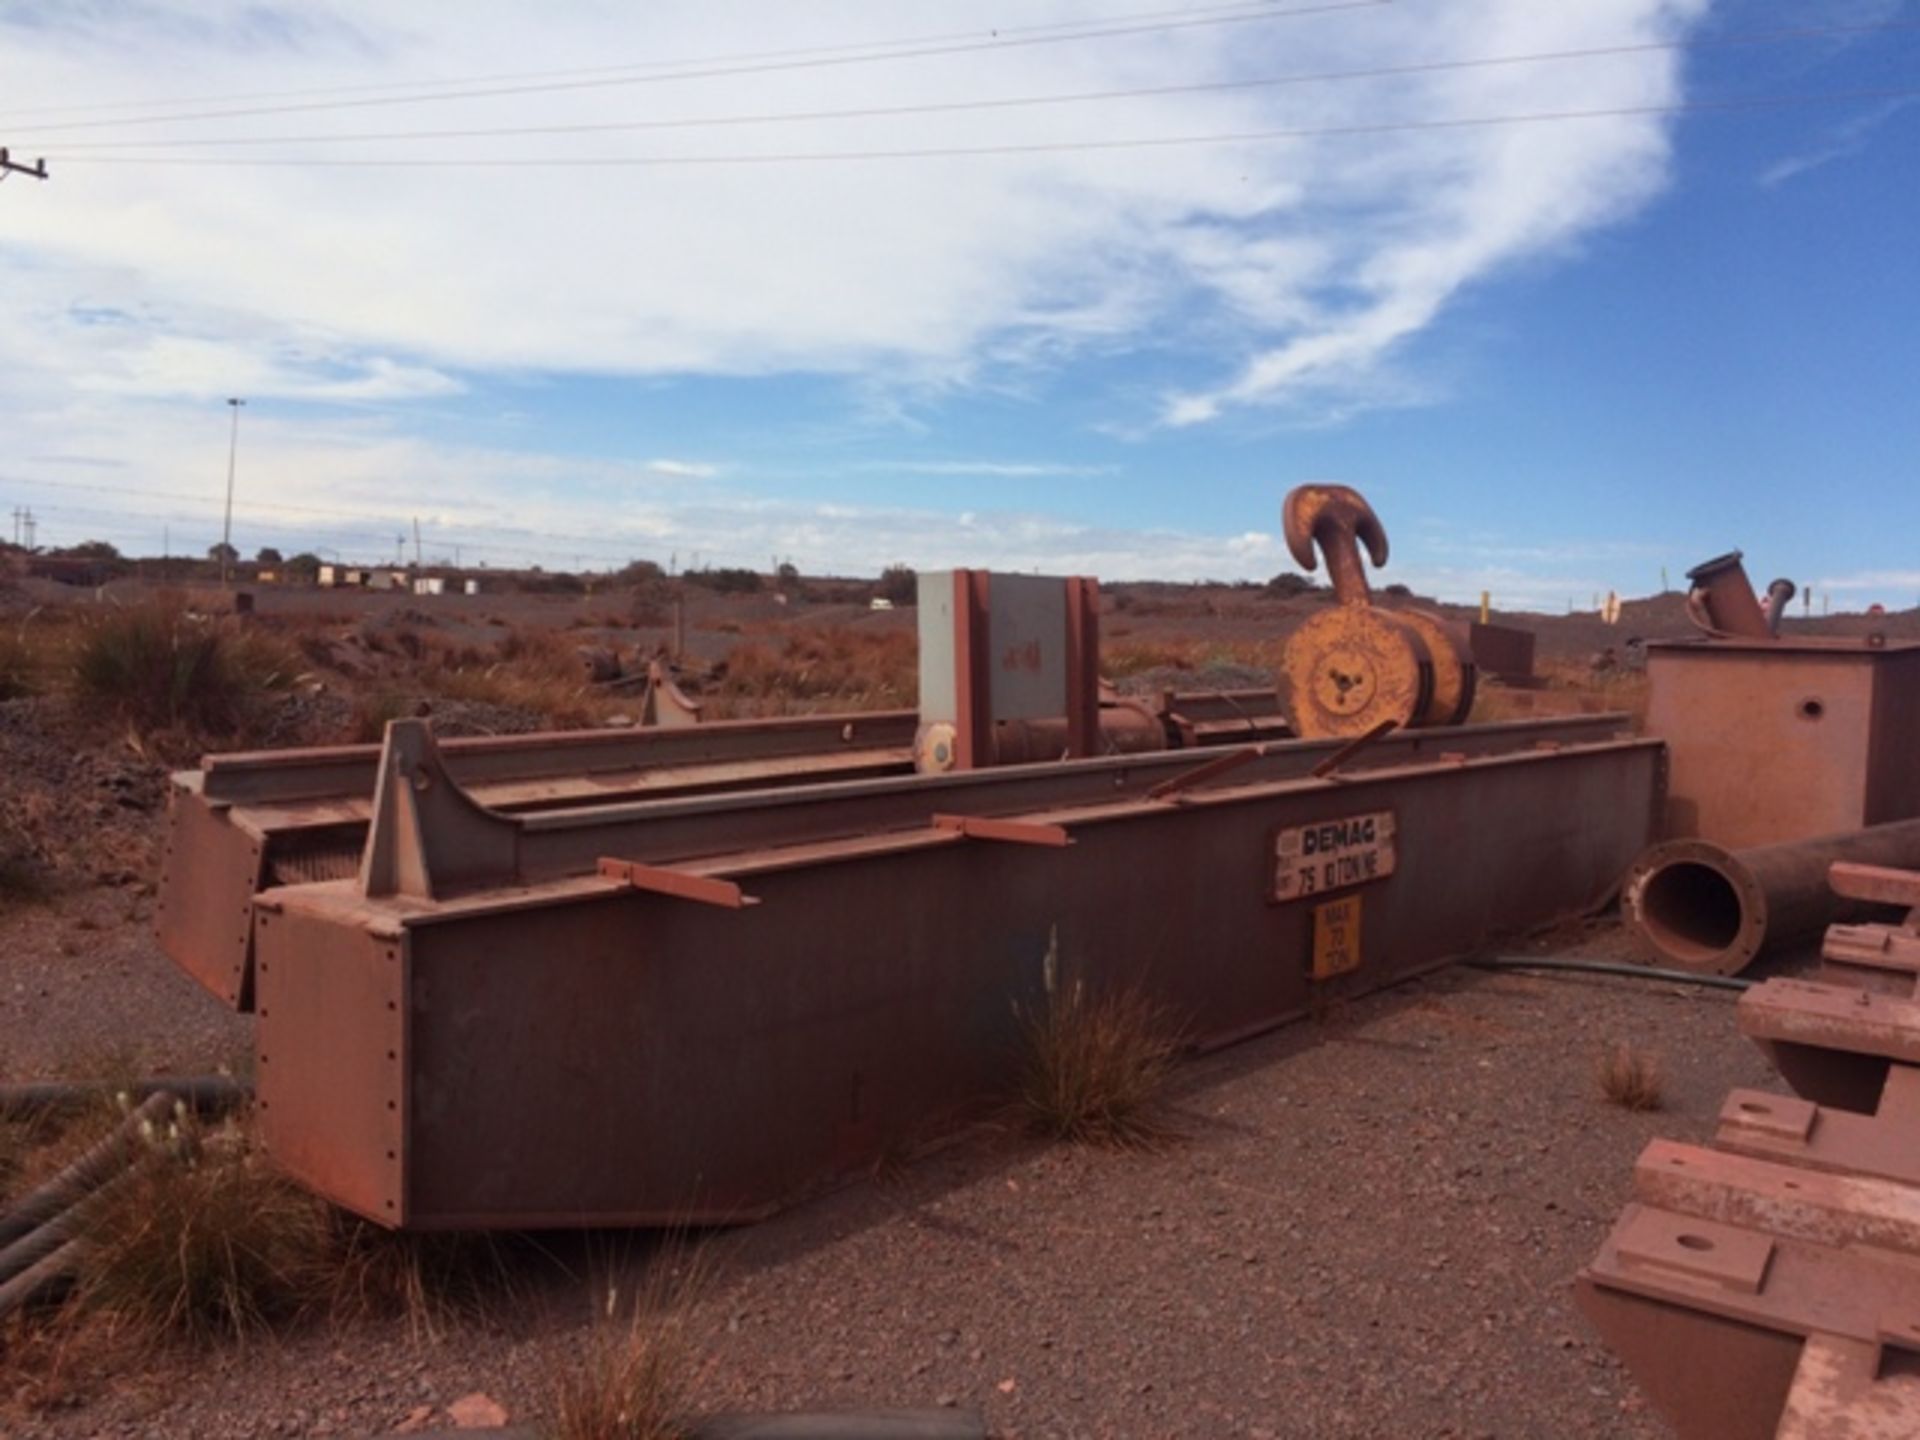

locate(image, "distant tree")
[[617, 558, 665, 586], [285, 552, 322, 581], [57, 540, 121, 561], [775, 561, 801, 590], [686, 566, 762, 595], [1383, 582, 1412, 598], [207, 541, 238, 565], [256, 546, 284, 566], [1264, 572, 1318, 600], [877, 564, 916, 606]]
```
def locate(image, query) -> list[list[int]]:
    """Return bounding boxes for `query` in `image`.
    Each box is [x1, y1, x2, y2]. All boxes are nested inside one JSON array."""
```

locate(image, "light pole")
[[220, 397, 245, 586]]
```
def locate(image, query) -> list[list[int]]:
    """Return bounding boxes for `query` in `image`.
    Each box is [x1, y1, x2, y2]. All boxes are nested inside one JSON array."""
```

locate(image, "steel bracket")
[[597, 858, 761, 909], [930, 814, 1073, 848]]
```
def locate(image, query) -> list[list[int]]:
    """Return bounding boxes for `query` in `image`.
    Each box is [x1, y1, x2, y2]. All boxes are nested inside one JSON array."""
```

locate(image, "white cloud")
[[646, 458, 719, 478], [0, 395, 1653, 607], [1817, 569, 1920, 594], [0, 0, 1710, 426], [1759, 97, 1917, 188], [872, 460, 1117, 478]]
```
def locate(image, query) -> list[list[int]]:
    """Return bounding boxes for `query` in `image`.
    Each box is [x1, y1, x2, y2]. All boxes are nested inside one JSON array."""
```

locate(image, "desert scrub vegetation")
[[72, 1110, 333, 1344], [1597, 1042, 1665, 1112], [427, 627, 604, 727], [70, 600, 297, 740], [50, 1107, 505, 1348], [1100, 635, 1275, 680], [546, 1247, 709, 1440], [706, 624, 915, 716], [0, 629, 34, 701], [1015, 940, 1183, 1148]]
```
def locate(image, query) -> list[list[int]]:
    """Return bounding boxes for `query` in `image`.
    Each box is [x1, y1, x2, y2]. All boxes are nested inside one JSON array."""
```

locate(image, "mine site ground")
[[1, 571, 1910, 1439]]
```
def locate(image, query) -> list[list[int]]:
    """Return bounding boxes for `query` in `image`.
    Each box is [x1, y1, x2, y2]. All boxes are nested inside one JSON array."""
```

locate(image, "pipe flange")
[[1622, 838, 1768, 977]]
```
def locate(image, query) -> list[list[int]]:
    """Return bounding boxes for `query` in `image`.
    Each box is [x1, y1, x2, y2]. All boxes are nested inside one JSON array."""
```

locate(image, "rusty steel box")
[[1468, 621, 1536, 683], [1646, 637, 1920, 849]]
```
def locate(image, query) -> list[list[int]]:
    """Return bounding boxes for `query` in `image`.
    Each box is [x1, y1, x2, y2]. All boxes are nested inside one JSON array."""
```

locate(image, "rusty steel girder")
[[242, 714, 1658, 1230], [1581, 864, 1920, 1438], [159, 709, 924, 1007]]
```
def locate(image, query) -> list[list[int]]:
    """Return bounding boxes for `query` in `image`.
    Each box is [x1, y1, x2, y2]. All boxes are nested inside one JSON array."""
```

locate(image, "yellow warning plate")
[[1312, 895, 1363, 980]]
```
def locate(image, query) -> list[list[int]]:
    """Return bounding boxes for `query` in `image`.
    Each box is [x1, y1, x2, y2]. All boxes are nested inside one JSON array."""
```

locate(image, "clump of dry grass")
[[68, 1106, 516, 1346], [322, 1211, 512, 1339], [1015, 945, 1183, 1148], [0, 629, 34, 701], [1597, 1042, 1665, 1112], [0, 846, 54, 906], [546, 1248, 708, 1440], [1099, 635, 1276, 681], [70, 601, 297, 739], [707, 625, 915, 717], [428, 628, 602, 728], [347, 690, 421, 744], [73, 1112, 333, 1345]]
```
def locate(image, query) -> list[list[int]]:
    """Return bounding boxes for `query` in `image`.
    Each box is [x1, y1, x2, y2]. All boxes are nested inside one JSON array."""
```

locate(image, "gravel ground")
[[1, 892, 1783, 1439]]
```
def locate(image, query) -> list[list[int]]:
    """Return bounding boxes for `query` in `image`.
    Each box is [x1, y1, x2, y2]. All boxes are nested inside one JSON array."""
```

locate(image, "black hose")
[[1467, 955, 1753, 993], [0, 1090, 174, 1249], [0, 1074, 248, 1120], [0, 1238, 80, 1322]]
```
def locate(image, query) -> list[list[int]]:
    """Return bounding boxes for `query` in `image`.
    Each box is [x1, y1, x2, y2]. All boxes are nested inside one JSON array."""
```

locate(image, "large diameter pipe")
[[1622, 820, 1920, 975]]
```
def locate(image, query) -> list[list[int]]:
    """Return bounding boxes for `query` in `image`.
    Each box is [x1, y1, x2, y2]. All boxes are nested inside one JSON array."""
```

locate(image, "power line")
[[3, 0, 1388, 137], [1, 474, 747, 565], [40, 85, 1920, 169], [37, 20, 1917, 155], [36, 20, 1919, 155], [0, 0, 1357, 123], [16, 494, 712, 569]]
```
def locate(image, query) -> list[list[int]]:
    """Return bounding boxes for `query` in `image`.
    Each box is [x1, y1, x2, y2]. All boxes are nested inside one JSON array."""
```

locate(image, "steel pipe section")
[[1623, 819, 1920, 975]]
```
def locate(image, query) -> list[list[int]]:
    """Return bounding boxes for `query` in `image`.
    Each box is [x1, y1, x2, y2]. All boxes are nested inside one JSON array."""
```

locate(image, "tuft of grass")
[[73, 1111, 333, 1345], [1597, 1042, 1665, 1112], [1015, 968, 1183, 1149], [0, 847, 55, 906], [546, 1248, 708, 1440], [705, 625, 916, 718], [322, 1211, 511, 1339], [347, 690, 420, 744], [71, 601, 296, 739], [0, 630, 34, 700]]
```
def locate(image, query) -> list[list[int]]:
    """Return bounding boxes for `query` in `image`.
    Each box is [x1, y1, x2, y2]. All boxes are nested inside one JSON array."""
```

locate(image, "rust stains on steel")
[[1683, 550, 1777, 640], [1647, 576, 1920, 849], [1581, 866, 1920, 1439], [242, 716, 1659, 1230], [1621, 819, 1920, 976], [164, 710, 1634, 1013], [1277, 485, 1475, 738]]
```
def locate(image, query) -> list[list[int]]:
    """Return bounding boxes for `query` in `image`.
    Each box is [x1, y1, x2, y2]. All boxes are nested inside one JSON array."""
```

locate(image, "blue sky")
[[0, 0, 1914, 608]]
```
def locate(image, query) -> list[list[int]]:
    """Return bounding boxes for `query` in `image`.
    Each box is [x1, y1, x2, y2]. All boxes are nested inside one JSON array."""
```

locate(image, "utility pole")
[[21, 509, 33, 550], [0, 148, 49, 182], [220, 397, 245, 586], [412, 516, 422, 569]]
